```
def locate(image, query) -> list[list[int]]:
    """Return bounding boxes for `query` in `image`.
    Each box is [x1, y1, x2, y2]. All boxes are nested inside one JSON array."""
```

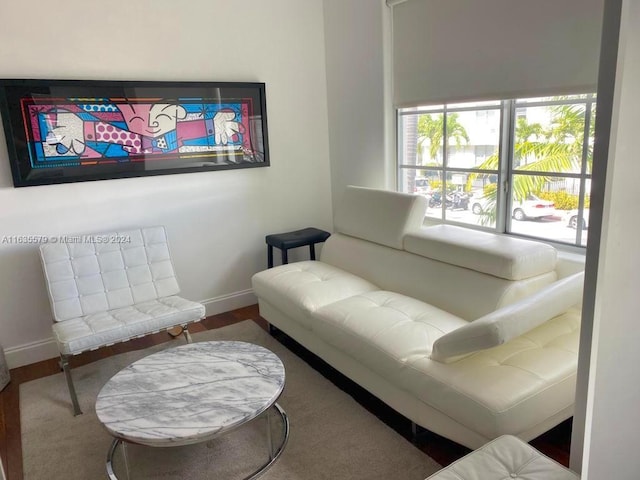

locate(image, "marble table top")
[[95, 341, 285, 447]]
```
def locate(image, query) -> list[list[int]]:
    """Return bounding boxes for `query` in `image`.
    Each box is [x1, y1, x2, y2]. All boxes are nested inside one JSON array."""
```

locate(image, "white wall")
[[323, 0, 392, 210], [577, 1, 640, 477], [0, 0, 333, 367]]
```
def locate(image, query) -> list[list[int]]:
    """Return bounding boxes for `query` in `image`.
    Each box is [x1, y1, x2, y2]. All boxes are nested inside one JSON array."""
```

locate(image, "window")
[[397, 95, 595, 247]]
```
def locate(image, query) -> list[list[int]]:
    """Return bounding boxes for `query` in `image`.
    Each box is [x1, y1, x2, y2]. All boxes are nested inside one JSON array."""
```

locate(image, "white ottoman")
[[426, 435, 579, 480]]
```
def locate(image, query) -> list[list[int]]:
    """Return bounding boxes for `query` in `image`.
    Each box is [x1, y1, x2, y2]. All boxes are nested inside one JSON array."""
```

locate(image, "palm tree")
[[515, 117, 544, 144], [404, 111, 469, 195], [513, 103, 590, 197], [417, 112, 469, 164], [468, 101, 592, 225]]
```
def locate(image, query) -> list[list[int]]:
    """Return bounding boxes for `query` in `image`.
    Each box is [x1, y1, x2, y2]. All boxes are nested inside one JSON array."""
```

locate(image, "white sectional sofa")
[[252, 186, 585, 449]]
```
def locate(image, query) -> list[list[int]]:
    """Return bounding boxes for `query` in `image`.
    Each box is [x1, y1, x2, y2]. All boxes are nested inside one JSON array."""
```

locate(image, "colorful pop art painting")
[[0, 80, 269, 186]]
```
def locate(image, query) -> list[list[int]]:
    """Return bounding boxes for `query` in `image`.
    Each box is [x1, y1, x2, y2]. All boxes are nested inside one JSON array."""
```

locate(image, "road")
[[426, 206, 588, 246]]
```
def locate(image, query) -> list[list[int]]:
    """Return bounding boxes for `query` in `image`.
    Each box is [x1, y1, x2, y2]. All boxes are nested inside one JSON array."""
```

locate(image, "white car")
[[471, 193, 556, 221], [470, 191, 492, 215], [413, 178, 431, 195], [512, 194, 556, 221], [567, 209, 589, 229]]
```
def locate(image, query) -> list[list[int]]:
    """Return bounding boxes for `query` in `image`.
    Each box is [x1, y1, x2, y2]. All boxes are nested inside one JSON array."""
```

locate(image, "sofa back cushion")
[[404, 225, 557, 281], [320, 233, 557, 320], [333, 186, 427, 249], [431, 271, 585, 362], [40, 226, 180, 322]]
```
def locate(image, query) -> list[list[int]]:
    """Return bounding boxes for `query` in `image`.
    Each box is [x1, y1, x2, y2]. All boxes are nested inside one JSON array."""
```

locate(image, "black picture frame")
[[0, 79, 270, 187]]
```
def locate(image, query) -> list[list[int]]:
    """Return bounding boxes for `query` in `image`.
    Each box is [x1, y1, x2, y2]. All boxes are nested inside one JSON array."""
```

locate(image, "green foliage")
[[515, 117, 544, 144], [430, 179, 442, 192], [537, 191, 591, 210], [429, 180, 459, 193], [474, 183, 498, 226], [483, 183, 497, 196], [469, 101, 594, 209], [417, 113, 470, 162]]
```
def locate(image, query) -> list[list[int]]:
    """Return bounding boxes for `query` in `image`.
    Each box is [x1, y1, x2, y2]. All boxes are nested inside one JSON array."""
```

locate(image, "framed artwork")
[[0, 79, 270, 187]]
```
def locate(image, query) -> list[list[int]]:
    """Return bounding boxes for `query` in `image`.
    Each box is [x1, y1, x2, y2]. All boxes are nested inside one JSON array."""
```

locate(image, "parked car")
[[470, 191, 491, 215], [567, 209, 589, 229], [414, 178, 431, 194], [512, 194, 556, 221], [471, 193, 556, 221]]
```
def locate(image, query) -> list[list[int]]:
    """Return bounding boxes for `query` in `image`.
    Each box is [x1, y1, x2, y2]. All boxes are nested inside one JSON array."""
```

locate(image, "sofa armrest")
[[431, 272, 584, 362]]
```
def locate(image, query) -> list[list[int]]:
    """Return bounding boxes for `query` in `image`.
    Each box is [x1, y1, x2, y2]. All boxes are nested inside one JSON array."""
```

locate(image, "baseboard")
[[201, 289, 257, 317], [4, 337, 59, 370], [4, 289, 258, 369]]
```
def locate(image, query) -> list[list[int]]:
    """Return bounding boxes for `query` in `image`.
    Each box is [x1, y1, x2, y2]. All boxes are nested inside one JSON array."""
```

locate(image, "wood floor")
[[0, 304, 572, 479]]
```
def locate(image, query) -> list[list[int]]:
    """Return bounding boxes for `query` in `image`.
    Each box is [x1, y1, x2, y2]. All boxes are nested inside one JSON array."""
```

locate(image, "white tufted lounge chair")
[[39, 226, 205, 415]]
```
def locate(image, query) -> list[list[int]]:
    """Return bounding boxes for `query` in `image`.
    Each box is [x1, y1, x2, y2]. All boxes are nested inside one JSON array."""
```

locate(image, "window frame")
[[396, 94, 595, 249]]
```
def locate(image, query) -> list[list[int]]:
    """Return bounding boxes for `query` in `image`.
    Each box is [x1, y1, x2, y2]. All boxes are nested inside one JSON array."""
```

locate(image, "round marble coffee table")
[[95, 341, 289, 480]]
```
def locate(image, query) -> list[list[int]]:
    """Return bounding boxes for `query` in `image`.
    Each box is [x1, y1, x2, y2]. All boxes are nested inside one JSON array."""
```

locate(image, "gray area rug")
[[21, 320, 440, 479]]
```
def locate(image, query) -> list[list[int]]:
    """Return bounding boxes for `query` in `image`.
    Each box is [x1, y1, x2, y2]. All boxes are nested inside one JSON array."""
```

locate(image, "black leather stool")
[[265, 227, 331, 268]]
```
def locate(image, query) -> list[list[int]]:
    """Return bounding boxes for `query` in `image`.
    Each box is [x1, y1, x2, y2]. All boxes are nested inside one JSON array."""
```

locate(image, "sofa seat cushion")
[[251, 261, 379, 329], [404, 225, 557, 280], [400, 308, 581, 439], [426, 434, 579, 479], [312, 291, 468, 378], [53, 295, 205, 355]]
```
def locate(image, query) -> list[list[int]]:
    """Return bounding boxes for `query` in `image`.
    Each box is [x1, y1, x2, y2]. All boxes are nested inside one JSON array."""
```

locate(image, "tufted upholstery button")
[[39, 226, 206, 417], [424, 435, 580, 479]]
